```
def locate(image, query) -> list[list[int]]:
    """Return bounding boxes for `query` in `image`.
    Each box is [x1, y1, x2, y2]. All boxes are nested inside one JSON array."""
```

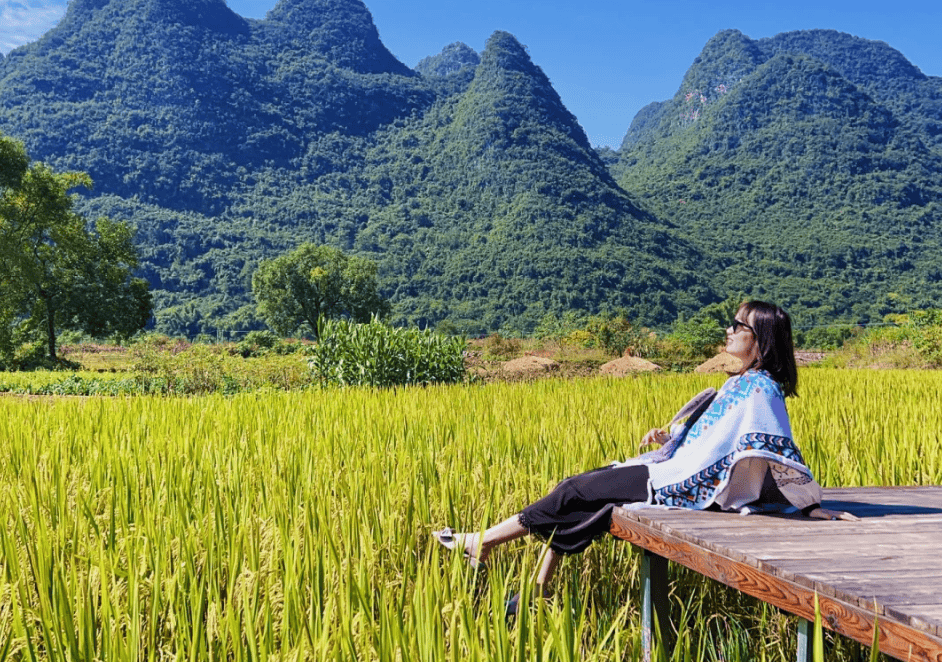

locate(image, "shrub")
[[821, 325, 920, 369], [533, 311, 586, 341], [584, 312, 656, 357], [562, 329, 595, 349], [667, 315, 724, 360], [307, 316, 466, 387], [131, 342, 231, 394], [906, 309, 942, 366], [798, 325, 862, 350], [4, 341, 81, 371], [236, 330, 281, 357], [482, 332, 521, 359]]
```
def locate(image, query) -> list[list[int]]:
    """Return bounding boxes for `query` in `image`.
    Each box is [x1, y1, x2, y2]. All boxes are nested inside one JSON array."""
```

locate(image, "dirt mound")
[[695, 352, 742, 374], [795, 351, 826, 366], [501, 356, 560, 375], [600, 356, 661, 375]]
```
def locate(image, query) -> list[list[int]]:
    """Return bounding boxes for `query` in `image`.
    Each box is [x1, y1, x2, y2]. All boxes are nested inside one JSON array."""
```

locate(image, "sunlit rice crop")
[[0, 369, 938, 660]]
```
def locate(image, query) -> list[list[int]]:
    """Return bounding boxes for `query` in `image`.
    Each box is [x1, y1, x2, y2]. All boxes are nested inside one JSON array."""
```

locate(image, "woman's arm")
[[640, 428, 670, 447]]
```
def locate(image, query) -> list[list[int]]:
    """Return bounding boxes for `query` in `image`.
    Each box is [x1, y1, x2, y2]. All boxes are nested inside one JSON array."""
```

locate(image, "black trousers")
[[517, 464, 650, 555]]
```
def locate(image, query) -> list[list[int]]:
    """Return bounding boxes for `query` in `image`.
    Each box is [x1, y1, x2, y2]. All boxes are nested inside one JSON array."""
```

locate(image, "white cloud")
[[0, 0, 68, 55]]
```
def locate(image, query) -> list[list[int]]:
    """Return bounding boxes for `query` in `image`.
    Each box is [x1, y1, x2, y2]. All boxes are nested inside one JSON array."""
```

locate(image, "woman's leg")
[[445, 465, 649, 564], [452, 515, 528, 563], [536, 548, 560, 588]]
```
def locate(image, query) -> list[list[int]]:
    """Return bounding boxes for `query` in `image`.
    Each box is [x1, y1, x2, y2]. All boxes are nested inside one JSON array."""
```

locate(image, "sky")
[[2, 0, 940, 148]]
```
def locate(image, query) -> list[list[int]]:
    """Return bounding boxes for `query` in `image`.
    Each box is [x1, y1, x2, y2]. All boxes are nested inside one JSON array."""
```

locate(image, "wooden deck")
[[610, 486, 942, 661]]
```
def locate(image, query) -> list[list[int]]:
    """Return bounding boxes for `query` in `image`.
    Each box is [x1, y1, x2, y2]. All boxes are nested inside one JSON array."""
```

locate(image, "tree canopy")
[[0, 132, 152, 362], [252, 243, 389, 337]]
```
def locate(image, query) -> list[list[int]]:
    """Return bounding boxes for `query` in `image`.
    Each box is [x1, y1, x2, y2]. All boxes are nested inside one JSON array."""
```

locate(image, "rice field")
[[1, 369, 940, 660]]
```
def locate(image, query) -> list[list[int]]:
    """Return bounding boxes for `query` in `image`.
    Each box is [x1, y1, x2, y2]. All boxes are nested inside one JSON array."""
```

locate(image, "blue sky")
[[2, 0, 940, 148]]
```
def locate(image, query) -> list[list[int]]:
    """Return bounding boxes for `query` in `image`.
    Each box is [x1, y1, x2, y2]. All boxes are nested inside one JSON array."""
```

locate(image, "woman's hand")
[[641, 428, 670, 447], [807, 507, 860, 522]]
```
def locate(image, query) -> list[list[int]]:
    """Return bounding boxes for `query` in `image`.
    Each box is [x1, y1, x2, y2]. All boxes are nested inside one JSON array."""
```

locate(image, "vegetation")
[[0, 370, 934, 659], [307, 315, 466, 387], [3, 0, 712, 336], [252, 243, 390, 338], [0, 132, 152, 365], [614, 30, 942, 328], [1, 8, 940, 338], [821, 309, 942, 369]]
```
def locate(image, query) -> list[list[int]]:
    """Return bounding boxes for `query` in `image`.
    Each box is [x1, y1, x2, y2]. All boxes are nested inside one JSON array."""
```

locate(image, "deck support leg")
[[641, 550, 671, 662], [797, 618, 815, 662]]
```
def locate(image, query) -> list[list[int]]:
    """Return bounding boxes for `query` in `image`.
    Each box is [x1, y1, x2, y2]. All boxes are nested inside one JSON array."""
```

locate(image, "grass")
[[59, 344, 134, 372], [0, 369, 937, 660]]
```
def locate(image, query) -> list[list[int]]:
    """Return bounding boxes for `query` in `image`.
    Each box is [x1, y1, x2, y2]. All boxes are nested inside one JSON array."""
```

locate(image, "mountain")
[[5, 12, 940, 336], [0, 0, 434, 215], [615, 29, 942, 324], [349, 31, 711, 329], [415, 42, 480, 78], [0, 0, 711, 336]]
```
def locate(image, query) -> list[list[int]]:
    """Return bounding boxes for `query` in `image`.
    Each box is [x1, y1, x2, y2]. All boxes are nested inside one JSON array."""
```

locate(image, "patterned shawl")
[[625, 370, 821, 512]]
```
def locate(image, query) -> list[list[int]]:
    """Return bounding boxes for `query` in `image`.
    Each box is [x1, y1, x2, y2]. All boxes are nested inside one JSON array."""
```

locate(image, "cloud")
[[0, 0, 68, 55]]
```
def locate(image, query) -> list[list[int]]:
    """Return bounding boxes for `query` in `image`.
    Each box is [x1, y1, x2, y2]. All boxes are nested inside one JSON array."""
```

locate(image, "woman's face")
[[726, 308, 759, 367]]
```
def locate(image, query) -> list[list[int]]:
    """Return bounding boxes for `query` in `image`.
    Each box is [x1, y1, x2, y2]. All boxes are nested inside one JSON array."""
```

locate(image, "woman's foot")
[[432, 528, 487, 566]]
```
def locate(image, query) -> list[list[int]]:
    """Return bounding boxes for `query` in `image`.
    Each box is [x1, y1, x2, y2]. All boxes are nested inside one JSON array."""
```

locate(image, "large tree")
[[0, 132, 152, 361], [252, 243, 389, 337]]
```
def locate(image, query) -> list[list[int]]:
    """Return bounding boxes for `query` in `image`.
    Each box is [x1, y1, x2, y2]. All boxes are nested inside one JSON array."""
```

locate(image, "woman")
[[433, 301, 854, 610]]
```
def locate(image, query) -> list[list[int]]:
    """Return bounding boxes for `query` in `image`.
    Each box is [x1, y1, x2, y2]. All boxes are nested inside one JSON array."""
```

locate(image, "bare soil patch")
[[501, 356, 560, 375], [600, 356, 661, 376]]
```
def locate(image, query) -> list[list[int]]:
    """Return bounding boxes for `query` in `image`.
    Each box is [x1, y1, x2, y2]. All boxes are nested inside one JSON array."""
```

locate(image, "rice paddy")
[[1, 369, 939, 660]]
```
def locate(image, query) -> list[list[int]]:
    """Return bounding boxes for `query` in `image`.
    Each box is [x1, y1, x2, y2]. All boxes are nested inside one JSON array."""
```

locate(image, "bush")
[[820, 310, 942, 369], [3, 341, 81, 371], [131, 342, 231, 394], [307, 317, 466, 387], [236, 330, 281, 357], [798, 325, 862, 350], [584, 312, 656, 357], [482, 333, 521, 360], [533, 311, 586, 341], [906, 309, 942, 366], [821, 325, 920, 369], [667, 315, 724, 360], [0, 374, 146, 396]]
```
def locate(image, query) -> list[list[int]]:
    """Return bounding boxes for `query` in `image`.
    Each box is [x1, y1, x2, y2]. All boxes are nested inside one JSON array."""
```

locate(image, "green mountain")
[[4, 12, 940, 336], [350, 31, 711, 329], [415, 42, 480, 78], [615, 29, 942, 324], [0, 0, 710, 335]]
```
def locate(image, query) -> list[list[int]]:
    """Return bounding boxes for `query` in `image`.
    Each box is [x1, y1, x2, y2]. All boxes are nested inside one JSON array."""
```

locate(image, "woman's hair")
[[738, 300, 798, 397]]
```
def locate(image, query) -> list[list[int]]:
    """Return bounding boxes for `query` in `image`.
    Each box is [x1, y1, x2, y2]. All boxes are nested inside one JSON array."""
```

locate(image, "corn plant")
[[307, 316, 466, 387]]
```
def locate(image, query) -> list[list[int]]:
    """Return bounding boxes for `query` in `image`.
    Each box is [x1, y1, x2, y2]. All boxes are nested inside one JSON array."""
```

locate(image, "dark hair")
[[738, 300, 798, 397]]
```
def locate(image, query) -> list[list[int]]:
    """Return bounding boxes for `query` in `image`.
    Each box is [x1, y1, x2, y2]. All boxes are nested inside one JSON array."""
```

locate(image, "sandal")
[[505, 589, 551, 618], [432, 528, 486, 570]]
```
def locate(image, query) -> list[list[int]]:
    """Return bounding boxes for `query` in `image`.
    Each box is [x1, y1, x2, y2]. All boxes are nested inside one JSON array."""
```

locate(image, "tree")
[[0, 132, 152, 361], [252, 243, 390, 337]]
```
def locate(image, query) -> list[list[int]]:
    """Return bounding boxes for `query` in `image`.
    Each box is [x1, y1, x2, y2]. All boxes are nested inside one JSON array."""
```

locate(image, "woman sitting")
[[433, 301, 854, 611]]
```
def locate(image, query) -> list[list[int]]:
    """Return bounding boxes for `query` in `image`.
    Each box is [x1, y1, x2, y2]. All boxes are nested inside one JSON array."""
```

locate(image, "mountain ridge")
[[614, 30, 942, 321], [2, 7, 940, 334]]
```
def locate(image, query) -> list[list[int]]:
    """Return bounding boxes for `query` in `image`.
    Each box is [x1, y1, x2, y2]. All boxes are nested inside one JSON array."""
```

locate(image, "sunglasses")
[[730, 318, 755, 334]]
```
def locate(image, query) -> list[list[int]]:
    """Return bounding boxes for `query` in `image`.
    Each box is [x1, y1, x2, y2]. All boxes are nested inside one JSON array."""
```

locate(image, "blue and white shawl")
[[619, 370, 821, 512]]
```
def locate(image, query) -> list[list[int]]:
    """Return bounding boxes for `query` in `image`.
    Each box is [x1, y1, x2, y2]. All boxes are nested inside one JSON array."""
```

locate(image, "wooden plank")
[[695, 532, 936, 548], [905, 607, 942, 638], [610, 510, 942, 661], [801, 569, 942, 582], [757, 543, 941, 554]]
